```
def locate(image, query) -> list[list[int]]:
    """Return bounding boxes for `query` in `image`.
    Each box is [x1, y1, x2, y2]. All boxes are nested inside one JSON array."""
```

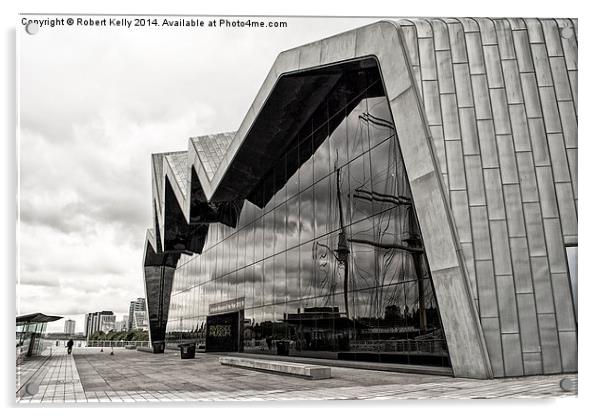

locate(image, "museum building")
[[142, 18, 578, 379]]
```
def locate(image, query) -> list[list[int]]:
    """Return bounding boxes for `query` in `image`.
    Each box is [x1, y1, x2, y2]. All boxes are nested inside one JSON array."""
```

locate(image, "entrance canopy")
[[16, 313, 63, 325]]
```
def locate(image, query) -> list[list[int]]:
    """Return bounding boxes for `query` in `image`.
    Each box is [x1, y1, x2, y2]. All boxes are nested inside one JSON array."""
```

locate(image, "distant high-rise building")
[[64, 319, 76, 335], [132, 310, 148, 330], [84, 311, 114, 339], [128, 298, 146, 331], [114, 319, 127, 332]]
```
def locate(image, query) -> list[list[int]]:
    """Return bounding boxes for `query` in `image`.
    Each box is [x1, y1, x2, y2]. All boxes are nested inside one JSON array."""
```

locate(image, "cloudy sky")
[[17, 15, 380, 332]]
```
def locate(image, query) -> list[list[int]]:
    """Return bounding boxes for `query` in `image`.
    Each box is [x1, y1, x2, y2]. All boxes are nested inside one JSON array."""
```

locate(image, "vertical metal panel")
[[502, 333, 524, 376], [476, 18, 497, 45], [530, 256, 555, 314], [560, 30, 577, 71], [504, 184, 526, 238], [412, 65, 423, 97], [453, 64, 474, 107], [448, 22, 469, 63], [502, 60, 523, 104], [543, 218, 565, 273], [568, 71, 578, 113], [558, 101, 577, 148], [548, 133, 571, 182], [556, 182, 577, 239], [566, 148, 578, 197], [483, 169, 505, 219], [549, 57, 572, 101], [459, 108, 479, 155], [551, 273, 576, 331], [451, 190, 472, 243], [494, 19, 516, 60], [465, 32, 486, 74], [430, 125, 447, 173], [401, 25, 420, 66], [496, 135, 519, 184], [465, 155, 486, 205], [512, 30, 535, 73], [490, 89, 512, 135], [536, 166, 559, 218], [538, 313, 562, 374], [471, 206, 493, 260], [523, 203, 547, 256], [483, 45, 504, 88], [525, 19, 545, 43], [472, 75, 493, 119], [418, 37, 438, 81], [558, 331, 578, 372], [441, 94, 461, 139], [516, 293, 541, 352], [508, 105, 531, 152], [476, 260, 498, 318], [516, 152, 539, 203], [432, 20, 451, 50], [510, 237, 533, 293], [477, 120, 498, 168], [531, 44, 554, 87], [436, 50, 455, 93], [497, 272, 519, 334], [527, 118, 550, 166], [461, 241, 478, 301], [523, 352, 544, 375], [539, 87, 563, 133], [520, 73, 543, 118], [446, 140, 467, 190], [541, 20, 563, 57], [422, 80, 443, 125], [490, 220, 513, 276], [481, 316, 505, 377]]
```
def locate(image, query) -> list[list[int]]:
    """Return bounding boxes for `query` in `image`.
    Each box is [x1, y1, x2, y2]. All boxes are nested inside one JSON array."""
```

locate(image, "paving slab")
[[16, 347, 577, 403]]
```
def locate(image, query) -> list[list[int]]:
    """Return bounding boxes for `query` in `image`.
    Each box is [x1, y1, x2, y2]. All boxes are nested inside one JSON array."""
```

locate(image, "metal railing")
[[349, 339, 447, 354], [85, 340, 149, 348]]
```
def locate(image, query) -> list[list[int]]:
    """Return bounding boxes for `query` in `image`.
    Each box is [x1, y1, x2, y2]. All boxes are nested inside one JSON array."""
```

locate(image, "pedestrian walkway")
[[16, 347, 578, 403], [17, 348, 85, 402]]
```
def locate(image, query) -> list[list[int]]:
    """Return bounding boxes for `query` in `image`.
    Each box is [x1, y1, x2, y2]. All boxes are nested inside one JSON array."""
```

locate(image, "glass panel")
[[298, 132, 314, 192], [367, 96, 395, 149], [273, 252, 287, 305], [286, 246, 300, 302], [254, 260, 265, 308], [299, 186, 314, 244], [286, 195, 299, 250], [274, 204, 286, 254]]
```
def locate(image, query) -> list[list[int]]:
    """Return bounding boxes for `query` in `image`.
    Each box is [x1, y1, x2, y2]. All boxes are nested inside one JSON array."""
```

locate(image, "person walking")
[[66, 339, 74, 355]]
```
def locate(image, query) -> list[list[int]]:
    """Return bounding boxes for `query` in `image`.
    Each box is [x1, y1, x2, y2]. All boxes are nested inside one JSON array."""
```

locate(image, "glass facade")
[[16, 322, 48, 360], [166, 72, 449, 367]]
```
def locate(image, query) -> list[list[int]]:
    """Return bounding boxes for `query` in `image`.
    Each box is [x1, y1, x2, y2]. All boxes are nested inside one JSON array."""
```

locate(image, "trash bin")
[[179, 343, 196, 359], [276, 340, 289, 356]]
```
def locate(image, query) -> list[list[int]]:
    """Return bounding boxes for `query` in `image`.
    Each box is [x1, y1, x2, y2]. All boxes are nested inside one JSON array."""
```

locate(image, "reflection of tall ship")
[[294, 110, 448, 365]]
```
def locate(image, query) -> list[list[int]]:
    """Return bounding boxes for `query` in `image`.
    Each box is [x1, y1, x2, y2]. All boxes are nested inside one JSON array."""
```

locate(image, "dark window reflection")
[[166, 67, 449, 367]]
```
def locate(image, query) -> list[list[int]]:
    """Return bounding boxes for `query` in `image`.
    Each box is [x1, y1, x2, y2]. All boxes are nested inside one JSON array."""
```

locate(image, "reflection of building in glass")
[[142, 19, 578, 379]]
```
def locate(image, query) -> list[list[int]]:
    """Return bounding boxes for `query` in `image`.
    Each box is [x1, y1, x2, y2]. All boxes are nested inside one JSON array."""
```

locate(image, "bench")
[[218, 356, 331, 380], [136, 346, 155, 353]]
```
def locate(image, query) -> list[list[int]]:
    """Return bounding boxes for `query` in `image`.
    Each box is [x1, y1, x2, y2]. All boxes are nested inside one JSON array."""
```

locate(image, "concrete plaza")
[[16, 348, 577, 403]]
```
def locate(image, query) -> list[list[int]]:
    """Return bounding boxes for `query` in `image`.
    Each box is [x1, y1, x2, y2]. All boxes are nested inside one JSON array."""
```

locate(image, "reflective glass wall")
[[166, 69, 450, 367]]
